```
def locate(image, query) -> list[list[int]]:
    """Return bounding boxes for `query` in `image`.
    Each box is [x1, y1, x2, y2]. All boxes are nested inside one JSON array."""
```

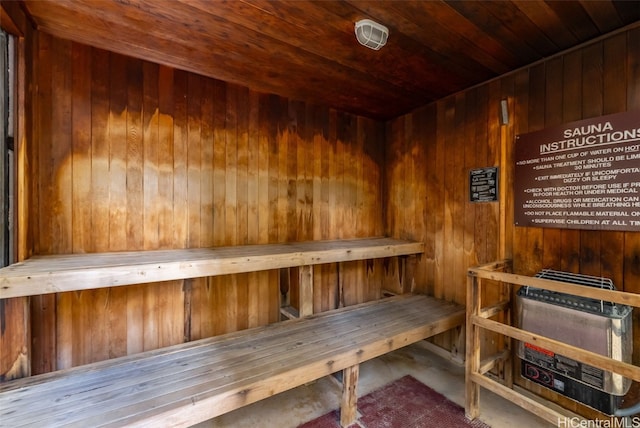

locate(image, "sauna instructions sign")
[[514, 110, 640, 231]]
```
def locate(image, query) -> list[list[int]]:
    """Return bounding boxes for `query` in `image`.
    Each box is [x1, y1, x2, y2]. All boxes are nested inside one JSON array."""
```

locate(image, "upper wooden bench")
[[0, 237, 423, 299], [0, 293, 465, 428]]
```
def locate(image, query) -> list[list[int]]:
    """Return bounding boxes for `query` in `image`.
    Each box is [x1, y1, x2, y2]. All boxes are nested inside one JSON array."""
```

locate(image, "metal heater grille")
[[517, 269, 633, 415], [522, 269, 621, 315]]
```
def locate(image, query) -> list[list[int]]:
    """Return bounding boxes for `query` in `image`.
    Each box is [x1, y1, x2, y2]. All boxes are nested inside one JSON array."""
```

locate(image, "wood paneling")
[[24, 34, 386, 373], [0, 2, 32, 383], [4, 16, 638, 427], [20, 0, 640, 119], [386, 27, 639, 418]]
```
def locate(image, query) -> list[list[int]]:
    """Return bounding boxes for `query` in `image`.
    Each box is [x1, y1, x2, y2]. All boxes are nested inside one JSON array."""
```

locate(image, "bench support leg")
[[299, 265, 314, 317], [340, 364, 359, 427]]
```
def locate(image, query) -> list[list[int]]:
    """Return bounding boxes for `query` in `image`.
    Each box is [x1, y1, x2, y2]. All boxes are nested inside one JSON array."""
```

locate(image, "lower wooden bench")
[[0, 294, 464, 428]]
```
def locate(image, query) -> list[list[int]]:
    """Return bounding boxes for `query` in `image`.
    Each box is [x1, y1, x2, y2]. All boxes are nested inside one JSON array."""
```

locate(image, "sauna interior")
[[1, 1, 639, 427]]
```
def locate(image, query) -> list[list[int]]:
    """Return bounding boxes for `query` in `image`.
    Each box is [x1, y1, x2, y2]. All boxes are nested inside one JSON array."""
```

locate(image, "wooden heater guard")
[[465, 260, 640, 424]]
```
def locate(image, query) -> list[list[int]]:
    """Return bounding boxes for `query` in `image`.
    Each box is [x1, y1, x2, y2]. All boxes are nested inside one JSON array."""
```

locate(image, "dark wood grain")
[[20, 0, 637, 119]]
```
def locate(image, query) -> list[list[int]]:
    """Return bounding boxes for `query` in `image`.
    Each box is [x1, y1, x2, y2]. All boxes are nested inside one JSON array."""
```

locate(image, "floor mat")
[[298, 375, 491, 428]]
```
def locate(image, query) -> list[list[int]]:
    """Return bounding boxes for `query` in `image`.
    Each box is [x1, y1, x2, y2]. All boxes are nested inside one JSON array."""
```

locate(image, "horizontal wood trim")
[[468, 266, 640, 308], [0, 238, 423, 298], [0, 294, 464, 427], [478, 348, 510, 375], [279, 305, 299, 320], [470, 373, 573, 425], [478, 300, 510, 319], [472, 316, 640, 383]]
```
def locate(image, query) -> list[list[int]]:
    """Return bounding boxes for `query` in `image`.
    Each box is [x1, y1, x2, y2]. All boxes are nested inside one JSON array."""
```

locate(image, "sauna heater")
[[516, 269, 633, 415]]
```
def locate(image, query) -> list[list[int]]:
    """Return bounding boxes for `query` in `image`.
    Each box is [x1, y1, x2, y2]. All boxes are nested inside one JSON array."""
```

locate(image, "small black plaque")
[[470, 167, 499, 203]]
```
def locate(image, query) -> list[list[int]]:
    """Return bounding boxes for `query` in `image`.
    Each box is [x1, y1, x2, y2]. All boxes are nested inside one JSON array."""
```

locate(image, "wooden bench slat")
[[0, 295, 464, 428], [118, 298, 464, 428], [0, 294, 420, 392], [0, 297, 415, 418], [11, 303, 417, 427], [0, 296, 419, 410], [0, 294, 419, 395], [0, 237, 423, 298]]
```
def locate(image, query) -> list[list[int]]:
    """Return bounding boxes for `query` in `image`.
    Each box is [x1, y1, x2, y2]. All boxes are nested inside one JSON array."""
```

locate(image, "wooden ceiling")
[[18, 0, 640, 119]]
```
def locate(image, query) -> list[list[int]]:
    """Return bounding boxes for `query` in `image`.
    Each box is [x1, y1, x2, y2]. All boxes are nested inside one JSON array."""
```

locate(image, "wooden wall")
[[14, 31, 400, 375], [2, 14, 638, 423], [385, 26, 640, 416]]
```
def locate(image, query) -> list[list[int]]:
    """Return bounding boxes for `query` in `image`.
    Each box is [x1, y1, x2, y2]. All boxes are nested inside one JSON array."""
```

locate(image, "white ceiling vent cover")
[[355, 19, 389, 50]]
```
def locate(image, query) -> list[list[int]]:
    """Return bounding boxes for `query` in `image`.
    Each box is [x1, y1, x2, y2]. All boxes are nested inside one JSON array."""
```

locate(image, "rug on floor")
[[298, 375, 491, 428]]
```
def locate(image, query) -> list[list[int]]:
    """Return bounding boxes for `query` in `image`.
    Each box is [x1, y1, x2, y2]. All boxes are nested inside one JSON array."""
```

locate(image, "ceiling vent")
[[354, 19, 389, 50]]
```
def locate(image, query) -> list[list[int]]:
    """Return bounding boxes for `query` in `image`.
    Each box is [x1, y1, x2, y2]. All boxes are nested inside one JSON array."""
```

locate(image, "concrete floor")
[[196, 341, 554, 428]]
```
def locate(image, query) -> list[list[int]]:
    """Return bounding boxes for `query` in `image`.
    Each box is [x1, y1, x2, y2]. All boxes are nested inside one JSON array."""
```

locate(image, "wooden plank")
[[464, 274, 481, 420], [275, 96, 287, 243], [235, 87, 250, 331], [470, 373, 571, 425], [157, 65, 174, 249], [285, 101, 297, 242], [187, 73, 202, 249], [0, 298, 406, 396], [236, 85, 249, 245], [49, 38, 76, 368], [298, 265, 313, 317], [126, 56, 144, 250], [451, 92, 466, 306], [421, 104, 438, 297], [463, 88, 478, 307], [90, 47, 110, 254], [30, 32, 55, 376], [440, 97, 456, 302], [224, 83, 238, 246], [473, 316, 640, 382], [0, 239, 424, 297], [186, 73, 204, 342], [16, 25, 31, 262], [256, 92, 272, 326], [328, 110, 338, 240], [1, 305, 417, 422], [266, 94, 279, 244], [407, 112, 425, 295], [318, 107, 332, 311], [0, 298, 29, 380], [302, 104, 314, 241], [521, 62, 545, 276], [173, 70, 188, 248], [0, 295, 464, 427], [510, 68, 529, 274], [279, 305, 299, 320], [36, 32, 52, 255], [142, 61, 160, 251], [433, 99, 450, 300], [199, 77, 214, 247], [194, 78, 214, 339], [5, 308, 416, 426], [108, 52, 128, 252], [473, 86, 489, 267], [127, 284, 144, 355], [211, 81, 227, 335], [469, 266, 640, 308], [340, 364, 359, 427], [71, 42, 92, 253]]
